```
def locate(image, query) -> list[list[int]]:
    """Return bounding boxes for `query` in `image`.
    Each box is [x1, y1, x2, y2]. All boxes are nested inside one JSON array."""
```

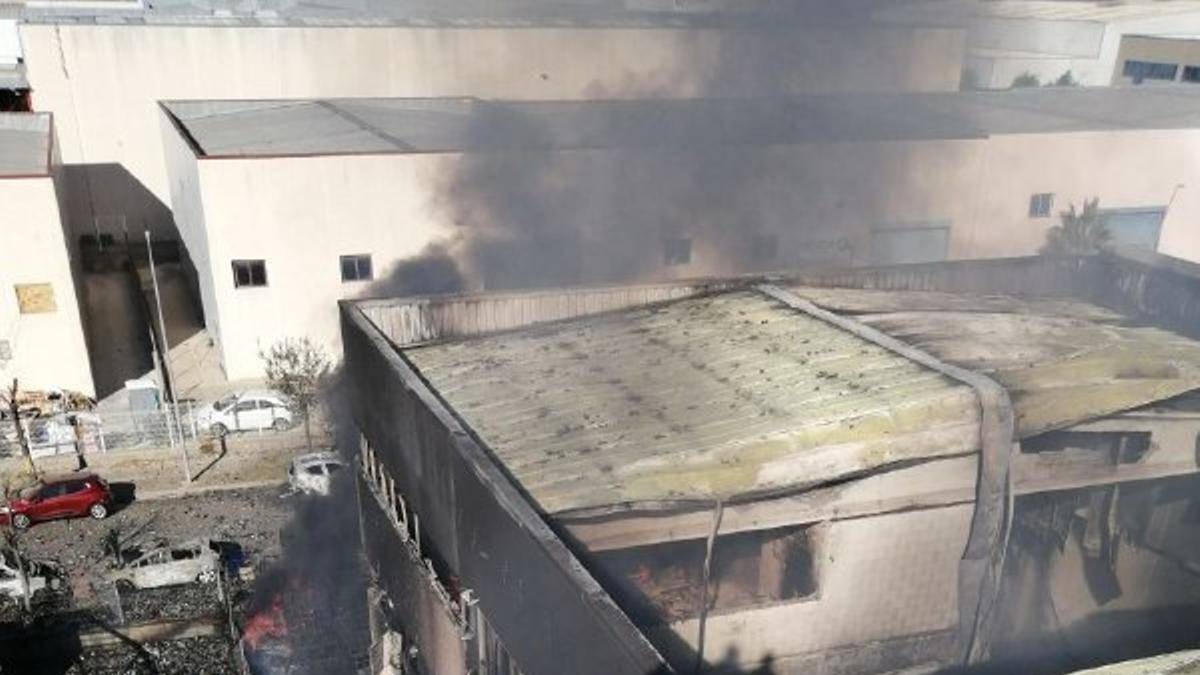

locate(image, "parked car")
[[110, 539, 221, 589], [287, 452, 345, 496], [194, 390, 293, 437], [0, 550, 64, 603], [0, 472, 114, 529]]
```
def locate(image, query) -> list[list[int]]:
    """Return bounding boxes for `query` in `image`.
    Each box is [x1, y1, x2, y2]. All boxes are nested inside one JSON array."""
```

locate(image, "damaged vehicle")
[[287, 452, 345, 496], [109, 539, 222, 589], [0, 549, 64, 603]]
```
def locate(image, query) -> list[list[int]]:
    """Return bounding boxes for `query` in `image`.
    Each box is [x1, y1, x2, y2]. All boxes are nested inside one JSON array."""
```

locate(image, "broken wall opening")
[[986, 474, 1200, 673], [586, 524, 817, 626]]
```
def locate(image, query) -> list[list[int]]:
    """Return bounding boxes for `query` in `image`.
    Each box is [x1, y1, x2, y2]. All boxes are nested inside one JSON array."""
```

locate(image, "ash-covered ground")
[[0, 485, 371, 675], [19, 487, 291, 591]]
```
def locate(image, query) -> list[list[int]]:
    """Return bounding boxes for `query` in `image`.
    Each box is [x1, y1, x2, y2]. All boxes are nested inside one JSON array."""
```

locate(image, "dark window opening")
[[340, 254, 373, 282], [1029, 193, 1054, 218], [1123, 60, 1178, 84], [232, 259, 267, 288], [589, 525, 816, 626], [1021, 430, 1151, 464], [663, 237, 692, 266], [0, 89, 31, 113], [751, 233, 779, 263], [1184, 66, 1200, 83]]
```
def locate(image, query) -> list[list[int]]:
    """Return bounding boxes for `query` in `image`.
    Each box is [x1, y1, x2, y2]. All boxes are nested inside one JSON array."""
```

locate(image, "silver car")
[[109, 539, 221, 589]]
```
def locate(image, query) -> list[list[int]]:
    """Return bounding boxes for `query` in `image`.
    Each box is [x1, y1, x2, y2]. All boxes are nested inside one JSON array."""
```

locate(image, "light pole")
[[145, 230, 192, 482]]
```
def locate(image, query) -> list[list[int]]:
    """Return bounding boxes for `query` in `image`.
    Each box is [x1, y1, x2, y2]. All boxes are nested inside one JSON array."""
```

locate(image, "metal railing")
[[0, 402, 202, 459]]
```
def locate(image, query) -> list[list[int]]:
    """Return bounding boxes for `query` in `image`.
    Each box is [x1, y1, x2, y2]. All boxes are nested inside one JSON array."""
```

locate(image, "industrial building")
[[0, 112, 93, 395], [341, 248, 1200, 674], [1112, 34, 1200, 86], [957, 0, 1200, 89], [11, 0, 964, 246], [163, 86, 1200, 379]]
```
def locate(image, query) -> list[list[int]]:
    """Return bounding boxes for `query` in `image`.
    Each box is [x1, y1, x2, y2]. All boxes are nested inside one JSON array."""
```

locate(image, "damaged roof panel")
[[404, 289, 981, 515], [788, 285, 1200, 436]]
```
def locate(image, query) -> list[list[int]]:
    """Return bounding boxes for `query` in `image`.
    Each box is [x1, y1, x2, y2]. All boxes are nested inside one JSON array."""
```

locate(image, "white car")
[[287, 452, 345, 496], [0, 550, 63, 602], [109, 539, 221, 589], [195, 390, 293, 436]]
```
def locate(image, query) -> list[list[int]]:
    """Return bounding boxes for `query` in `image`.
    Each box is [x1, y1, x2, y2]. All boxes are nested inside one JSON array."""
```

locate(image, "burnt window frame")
[[589, 524, 819, 626], [340, 254, 374, 283], [231, 259, 268, 289]]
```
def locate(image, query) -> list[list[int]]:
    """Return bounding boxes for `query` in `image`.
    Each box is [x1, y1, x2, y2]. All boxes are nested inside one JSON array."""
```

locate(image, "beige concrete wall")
[[0, 175, 94, 395], [968, 130, 1200, 260], [173, 138, 991, 377], [18, 22, 964, 241], [170, 126, 1200, 378], [651, 504, 973, 672], [190, 152, 453, 379]]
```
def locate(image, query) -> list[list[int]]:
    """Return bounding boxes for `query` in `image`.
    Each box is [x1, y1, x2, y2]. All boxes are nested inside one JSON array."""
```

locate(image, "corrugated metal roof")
[[397, 284, 1200, 516], [404, 289, 980, 515], [163, 87, 1200, 159], [787, 286, 1200, 436], [0, 113, 49, 177]]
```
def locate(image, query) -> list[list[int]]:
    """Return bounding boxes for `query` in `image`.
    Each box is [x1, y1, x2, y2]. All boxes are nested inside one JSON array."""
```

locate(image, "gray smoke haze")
[[367, 0, 975, 295]]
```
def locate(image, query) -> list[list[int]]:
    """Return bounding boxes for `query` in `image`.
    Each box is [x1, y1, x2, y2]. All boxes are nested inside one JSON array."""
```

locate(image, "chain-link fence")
[[0, 402, 203, 459]]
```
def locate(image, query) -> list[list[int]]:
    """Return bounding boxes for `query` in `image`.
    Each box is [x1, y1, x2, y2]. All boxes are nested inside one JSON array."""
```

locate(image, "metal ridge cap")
[[755, 282, 1016, 666]]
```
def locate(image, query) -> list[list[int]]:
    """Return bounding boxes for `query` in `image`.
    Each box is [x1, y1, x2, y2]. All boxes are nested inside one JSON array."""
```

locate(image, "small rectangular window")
[[1029, 193, 1054, 218], [663, 237, 691, 266], [340, 254, 374, 282], [232, 260, 267, 288], [1184, 66, 1200, 83]]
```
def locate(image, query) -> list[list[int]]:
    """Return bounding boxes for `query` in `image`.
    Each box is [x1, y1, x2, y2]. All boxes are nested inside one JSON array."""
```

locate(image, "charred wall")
[[1089, 247, 1200, 342], [341, 302, 667, 675], [358, 473, 469, 675]]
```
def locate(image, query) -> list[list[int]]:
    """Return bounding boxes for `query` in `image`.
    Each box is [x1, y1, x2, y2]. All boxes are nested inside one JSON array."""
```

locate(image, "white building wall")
[[0, 174, 94, 395], [967, 11, 1200, 88], [17, 22, 964, 240], [163, 123, 1200, 379], [184, 152, 452, 379], [968, 129, 1200, 261]]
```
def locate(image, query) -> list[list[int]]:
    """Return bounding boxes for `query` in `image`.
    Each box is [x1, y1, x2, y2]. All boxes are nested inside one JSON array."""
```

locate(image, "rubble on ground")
[[63, 635, 239, 675]]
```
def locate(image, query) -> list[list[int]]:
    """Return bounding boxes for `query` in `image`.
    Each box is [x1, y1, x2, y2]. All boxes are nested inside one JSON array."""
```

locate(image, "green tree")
[[1052, 70, 1078, 87], [260, 338, 330, 453], [1011, 72, 1040, 88], [1042, 198, 1110, 255]]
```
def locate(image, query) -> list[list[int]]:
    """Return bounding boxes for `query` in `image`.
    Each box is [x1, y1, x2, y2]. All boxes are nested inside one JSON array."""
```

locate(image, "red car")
[[0, 472, 113, 529]]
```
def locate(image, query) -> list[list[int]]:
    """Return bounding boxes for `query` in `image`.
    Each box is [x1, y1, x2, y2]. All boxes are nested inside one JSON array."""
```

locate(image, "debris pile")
[[64, 634, 238, 675], [119, 583, 224, 624]]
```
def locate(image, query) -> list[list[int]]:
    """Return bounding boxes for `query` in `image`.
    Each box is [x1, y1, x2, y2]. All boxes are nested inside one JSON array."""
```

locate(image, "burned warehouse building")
[[341, 249, 1200, 675]]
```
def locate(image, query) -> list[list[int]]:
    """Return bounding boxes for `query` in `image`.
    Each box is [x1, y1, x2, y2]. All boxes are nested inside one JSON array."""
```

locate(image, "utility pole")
[[145, 230, 191, 482], [6, 379, 35, 477]]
